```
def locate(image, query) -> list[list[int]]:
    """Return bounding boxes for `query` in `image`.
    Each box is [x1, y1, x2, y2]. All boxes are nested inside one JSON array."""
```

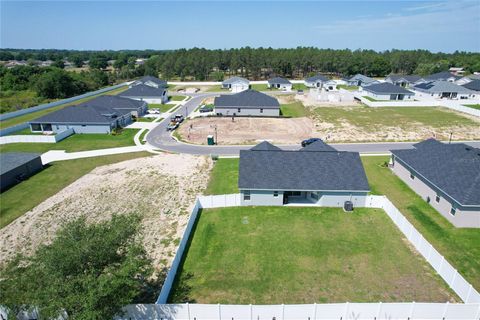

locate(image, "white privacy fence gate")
[[138, 194, 480, 320]]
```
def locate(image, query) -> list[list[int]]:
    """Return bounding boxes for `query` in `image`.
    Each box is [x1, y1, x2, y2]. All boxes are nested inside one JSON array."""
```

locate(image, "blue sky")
[[1, 1, 479, 52]]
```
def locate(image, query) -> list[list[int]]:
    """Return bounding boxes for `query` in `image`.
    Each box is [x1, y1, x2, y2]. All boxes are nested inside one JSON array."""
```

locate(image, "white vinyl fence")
[[0, 128, 74, 144], [147, 194, 480, 320]]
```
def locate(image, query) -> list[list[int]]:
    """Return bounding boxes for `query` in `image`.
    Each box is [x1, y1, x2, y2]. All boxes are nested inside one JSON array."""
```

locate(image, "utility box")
[[207, 135, 215, 145], [344, 201, 354, 212]]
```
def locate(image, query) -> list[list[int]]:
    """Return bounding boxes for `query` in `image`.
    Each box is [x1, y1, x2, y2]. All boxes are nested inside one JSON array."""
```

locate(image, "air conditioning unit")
[[344, 201, 354, 212]]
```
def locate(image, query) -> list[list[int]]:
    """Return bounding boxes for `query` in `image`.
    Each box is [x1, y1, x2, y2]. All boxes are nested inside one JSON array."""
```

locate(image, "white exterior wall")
[[240, 190, 284, 206], [215, 107, 279, 117], [231, 83, 249, 93], [52, 124, 112, 134], [413, 90, 476, 100], [269, 83, 292, 91], [364, 91, 414, 100], [312, 191, 369, 207], [392, 158, 480, 228], [125, 95, 168, 104]]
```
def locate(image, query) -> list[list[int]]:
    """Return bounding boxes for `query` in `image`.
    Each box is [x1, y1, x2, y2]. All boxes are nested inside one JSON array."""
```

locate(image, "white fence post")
[[465, 285, 473, 302], [376, 302, 382, 319], [442, 301, 449, 319], [313, 303, 317, 320], [344, 302, 349, 320], [410, 301, 415, 319]]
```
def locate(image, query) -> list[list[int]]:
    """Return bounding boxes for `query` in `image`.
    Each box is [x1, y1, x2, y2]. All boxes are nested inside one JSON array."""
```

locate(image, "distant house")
[[384, 75, 423, 87], [29, 96, 146, 134], [345, 74, 379, 87], [424, 71, 460, 83], [1, 153, 43, 192], [362, 83, 415, 101], [449, 67, 465, 76], [238, 141, 370, 206], [412, 80, 476, 99], [214, 90, 280, 117], [221, 77, 250, 93], [390, 139, 480, 228], [305, 74, 329, 88], [267, 77, 292, 91], [462, 79, 480, 92], [131, 76, 167, 89]]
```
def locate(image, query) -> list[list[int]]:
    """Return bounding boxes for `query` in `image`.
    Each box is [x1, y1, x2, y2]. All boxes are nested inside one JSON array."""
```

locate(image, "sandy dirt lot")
[[0, 154, 212, 271]]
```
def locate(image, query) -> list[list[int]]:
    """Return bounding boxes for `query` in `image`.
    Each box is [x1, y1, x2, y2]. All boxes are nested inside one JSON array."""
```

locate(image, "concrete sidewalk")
[[41, 146, 146, 164]]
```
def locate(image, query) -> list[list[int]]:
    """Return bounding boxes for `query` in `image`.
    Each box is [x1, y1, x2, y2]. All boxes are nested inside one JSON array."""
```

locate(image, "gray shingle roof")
[[214, 90, 280, 109], [1, 152, 41, 175], [386, 75, 422, 83], [239, 143, 370, 191], [222, 76, 249, 85], [425, 71, 460, 81], [391, 139, 480, 206], [120, 84, 167, 98], [133, 76, 167, 88], [250, 141, 281, 151], [300, 140, 337, 152], [346, 74, 378, 85], [305, 74, 329, 83], [31, 96, 140, 125], [413, 80, 474, 94], [268, 77, 291, 85], [363, 82, 414, 95], [462, 79, 480, 92]]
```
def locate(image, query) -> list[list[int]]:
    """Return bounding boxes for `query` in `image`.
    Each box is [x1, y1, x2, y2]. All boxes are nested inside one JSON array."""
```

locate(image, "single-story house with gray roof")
[[345, 74, 379, 87], [238, 141, 370, 206], [412, 80, 476, 99], [214, 90, 280, 117], [119, 83, 168, 104], [305, 74, 329, 88], [29, 96, 146, 134], [424, 71, 460, 83], [1, 153, 43, 192], [462, 79, 480, 92], [221, 76, 250, 93], [390, 139, 480, 228], [267, 77, 292, 91], [131, 76, 167, 88], [362, 82, 415, 100], [385, 75, 424, 87]]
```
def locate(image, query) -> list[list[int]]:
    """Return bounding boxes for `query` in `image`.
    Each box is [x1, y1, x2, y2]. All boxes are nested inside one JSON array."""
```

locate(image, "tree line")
[[1, 47, 479, 80]]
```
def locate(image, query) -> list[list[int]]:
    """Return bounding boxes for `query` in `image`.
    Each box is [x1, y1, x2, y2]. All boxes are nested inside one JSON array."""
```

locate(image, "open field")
[[176, 104, 480, 144], [0, 90, 55, 114], [0, 154, 213, 274], [0, 152, 151, 228], [170, 206, 458, 304], [204, 158, 239, 195], [0, 129, 139, 154], [362, 156, 480, 290], [0, 85, 129, 129]]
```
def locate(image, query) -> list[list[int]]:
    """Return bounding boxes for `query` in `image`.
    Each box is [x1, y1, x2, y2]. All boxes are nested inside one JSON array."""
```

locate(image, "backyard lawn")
[[204, 158, 239, 195], [0, 85, 129, 129], [0, 129, 139, 154], [169, 95, 187, 101], [337, 84, 359, 91], [149, 103, 176, 112], [280, 101, 310, 117], [206, 85, 223, 92], [0, 152, 151, 228], [362, 156, 480, 290], [169, 206, 457, 304]]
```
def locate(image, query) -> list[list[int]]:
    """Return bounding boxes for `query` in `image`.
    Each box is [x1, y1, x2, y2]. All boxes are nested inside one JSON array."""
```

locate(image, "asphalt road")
[[146, 93, 480, 156]]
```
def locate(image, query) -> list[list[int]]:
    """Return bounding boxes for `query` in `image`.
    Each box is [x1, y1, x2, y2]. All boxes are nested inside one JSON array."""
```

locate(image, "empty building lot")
[[177, 105, 480, 144], [169, 206, 458, 304]]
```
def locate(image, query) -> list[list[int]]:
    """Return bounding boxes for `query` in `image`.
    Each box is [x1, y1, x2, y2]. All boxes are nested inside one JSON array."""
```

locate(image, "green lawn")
[[0, 152, 151, 228], [292, 83, 309, 91], [136, 117, 154, 122], [312, 106, 478, 130], [149, 103, 177, 113], [362, 96, 389, 102], [0, 90, 55, 114], [0, 86, 128, 130], [337, 84, 359, 91], [280, 101, 309, 117], [249, 84, 271, 91], [463, 104, 480, 110], [169, 95, 187, 101], [204, 159, 239, 195], [170, 206, 457, 304], [0, 129, 139, 154], [362, 156, 480, 290], [206, 85, 223, 92]]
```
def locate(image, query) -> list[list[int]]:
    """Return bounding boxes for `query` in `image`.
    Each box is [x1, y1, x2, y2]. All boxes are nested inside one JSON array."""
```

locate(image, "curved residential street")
[[147, 93, 480, 156]]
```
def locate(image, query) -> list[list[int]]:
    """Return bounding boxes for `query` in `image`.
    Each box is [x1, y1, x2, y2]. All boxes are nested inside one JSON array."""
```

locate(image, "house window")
[[243, 191, 251, 201], [260, 108, 263, 113], [311, 192, 319, 200], [450, 207, 456, 216], [31, 123, 42, 131], [410, 172, 415, 180], [237, 108, 241, 113], [435, 195, 440, 203], [273, 191, 278, 197]]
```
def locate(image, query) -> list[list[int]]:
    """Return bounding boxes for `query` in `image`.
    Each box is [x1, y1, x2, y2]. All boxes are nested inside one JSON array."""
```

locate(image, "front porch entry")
[[283, 191, 319, 205]]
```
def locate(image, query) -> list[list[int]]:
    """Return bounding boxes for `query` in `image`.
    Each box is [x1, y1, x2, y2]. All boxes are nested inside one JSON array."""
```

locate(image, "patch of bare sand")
[[0, 154, 212, 271]]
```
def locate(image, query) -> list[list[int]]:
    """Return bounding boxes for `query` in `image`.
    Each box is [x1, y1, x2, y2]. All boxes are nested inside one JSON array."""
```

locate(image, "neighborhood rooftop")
[[425, 71, 460, 81], [238, 142, 370, 191], [391, 139, 480, 206], [413, 80, 474, 94], [306, 74, 329, 82], [0, 152, 41, 176], [363, 82, 414, 95], [120, 83, 167, 97], [133, 76, 167, 87], [386, 75, 422, 82], [462, 79, 480, 92], [268, 77, 291, 85], [214, 90, 279, 108], [222, 76, 249, 84]]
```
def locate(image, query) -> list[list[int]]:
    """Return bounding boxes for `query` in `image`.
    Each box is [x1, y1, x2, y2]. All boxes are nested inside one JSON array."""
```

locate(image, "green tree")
[[89, 54, 108, 70], [52, 59, 65, 69], [71, 54, 84, 68], [34, 69, 79, 98], [0, 215, 157, 320]]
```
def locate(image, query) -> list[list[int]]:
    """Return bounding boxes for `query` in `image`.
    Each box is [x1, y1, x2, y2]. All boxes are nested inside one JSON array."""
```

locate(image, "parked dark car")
[[301, 138, 322, 147], [199, 105, 214, 113]]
